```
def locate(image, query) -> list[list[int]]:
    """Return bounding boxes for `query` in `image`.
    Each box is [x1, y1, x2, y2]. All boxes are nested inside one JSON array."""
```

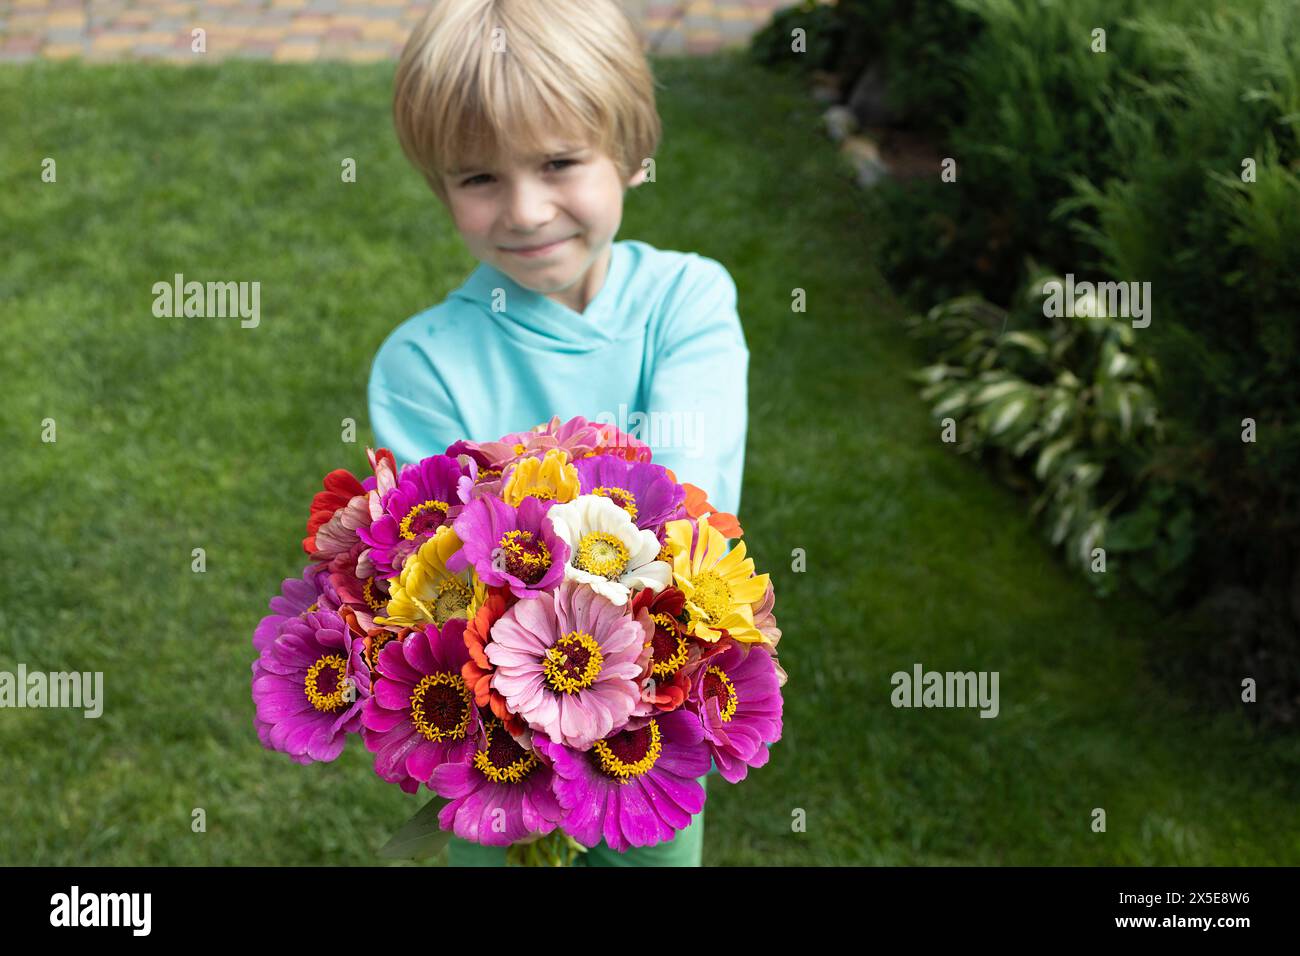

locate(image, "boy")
[[368, 0, 749, 866]]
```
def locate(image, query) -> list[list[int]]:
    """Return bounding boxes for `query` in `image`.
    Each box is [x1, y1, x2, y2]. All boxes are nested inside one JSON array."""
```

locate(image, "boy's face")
[[441, 140, 647, 314]]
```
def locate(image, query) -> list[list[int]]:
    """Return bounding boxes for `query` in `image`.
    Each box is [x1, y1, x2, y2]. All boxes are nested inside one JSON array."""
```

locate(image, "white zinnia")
[[546, 494, 670, 605]]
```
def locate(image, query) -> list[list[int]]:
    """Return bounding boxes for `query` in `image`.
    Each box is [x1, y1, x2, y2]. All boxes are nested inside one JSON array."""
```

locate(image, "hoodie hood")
[[448, 240, 637, 354]]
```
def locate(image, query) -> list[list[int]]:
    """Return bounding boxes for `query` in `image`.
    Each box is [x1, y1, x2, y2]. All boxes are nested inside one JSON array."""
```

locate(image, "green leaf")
[[1000, 331, 1049, 356], [1035, 436, 1076, 482], [377, 797, 453, 860], [972, 378, 1027, 406]]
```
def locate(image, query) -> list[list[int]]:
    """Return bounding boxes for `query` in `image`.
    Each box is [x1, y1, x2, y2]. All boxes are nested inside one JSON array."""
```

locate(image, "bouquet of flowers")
[[251, 415, 785, 863]]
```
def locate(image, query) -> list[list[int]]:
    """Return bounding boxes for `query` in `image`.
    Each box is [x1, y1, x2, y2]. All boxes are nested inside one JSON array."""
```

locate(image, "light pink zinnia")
[[486, 580, 650, 750]]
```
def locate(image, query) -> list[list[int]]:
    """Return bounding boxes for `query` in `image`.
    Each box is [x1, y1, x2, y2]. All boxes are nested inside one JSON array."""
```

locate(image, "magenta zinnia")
[[688, 640, 783, 783], [447, 493, 568, 599], [534, 709, 711, 852], [252, 607, 363, 763], [360, 454, 468, 576], [361, 617, 479, 792], [429, 722, 564, 845]]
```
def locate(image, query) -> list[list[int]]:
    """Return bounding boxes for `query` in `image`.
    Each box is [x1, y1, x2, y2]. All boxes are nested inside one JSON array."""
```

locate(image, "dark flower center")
[[702, 666, 738, 722], [592, 720, 662, 782], [543, 631, 603, 694], [304, 654, 348, 713], [650, 615, 688, 678], [473, 721, 539, 784], [410, 673, 472, 741], [496, 529, 551, 585], [401, 499, 449, 539]]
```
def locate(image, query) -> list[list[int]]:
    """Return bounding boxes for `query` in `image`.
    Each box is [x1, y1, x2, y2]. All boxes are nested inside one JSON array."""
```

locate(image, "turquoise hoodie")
[[367, 238, 749, 517]]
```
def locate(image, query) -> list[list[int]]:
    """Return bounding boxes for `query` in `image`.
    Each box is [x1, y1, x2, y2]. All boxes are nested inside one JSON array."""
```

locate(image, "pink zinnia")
[[486, 580, 649, 750]]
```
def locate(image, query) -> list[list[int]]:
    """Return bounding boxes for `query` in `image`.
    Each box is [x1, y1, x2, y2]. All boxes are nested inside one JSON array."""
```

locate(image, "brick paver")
[[0, 0, 802, 63]]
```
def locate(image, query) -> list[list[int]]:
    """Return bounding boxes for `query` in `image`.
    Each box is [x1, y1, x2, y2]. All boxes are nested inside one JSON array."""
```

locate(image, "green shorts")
[[445, 775, 708, 867]]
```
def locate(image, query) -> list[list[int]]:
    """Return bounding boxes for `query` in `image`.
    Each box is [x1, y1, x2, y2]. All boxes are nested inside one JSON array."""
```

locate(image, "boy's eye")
[[459, 159, 578, 188]]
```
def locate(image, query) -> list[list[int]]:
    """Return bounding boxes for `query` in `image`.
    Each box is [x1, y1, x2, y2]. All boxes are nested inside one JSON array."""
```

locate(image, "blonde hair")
[[393, 0, 662, 205]]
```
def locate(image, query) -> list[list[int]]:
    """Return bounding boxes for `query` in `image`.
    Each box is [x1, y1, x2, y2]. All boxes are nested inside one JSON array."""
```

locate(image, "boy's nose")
[[502, 180, 558, 233]]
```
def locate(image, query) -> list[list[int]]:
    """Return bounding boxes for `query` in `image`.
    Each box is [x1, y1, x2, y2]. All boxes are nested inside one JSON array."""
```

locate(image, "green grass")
[[2, 53, 1297, 866]]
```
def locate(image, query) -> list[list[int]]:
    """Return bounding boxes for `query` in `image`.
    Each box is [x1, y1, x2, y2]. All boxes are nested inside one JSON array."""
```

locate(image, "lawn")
[[1, 53, 1297, 865]]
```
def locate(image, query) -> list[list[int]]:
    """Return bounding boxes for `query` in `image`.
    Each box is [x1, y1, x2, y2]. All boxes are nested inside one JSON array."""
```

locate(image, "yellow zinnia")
[[379, 525, 486, 628], [664, 517, 770, 644], [500, 449, 580, 507]]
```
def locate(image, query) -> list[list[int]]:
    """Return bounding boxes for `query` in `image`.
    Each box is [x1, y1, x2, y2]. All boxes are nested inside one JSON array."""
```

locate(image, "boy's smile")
[[442, 142, 646, 315]]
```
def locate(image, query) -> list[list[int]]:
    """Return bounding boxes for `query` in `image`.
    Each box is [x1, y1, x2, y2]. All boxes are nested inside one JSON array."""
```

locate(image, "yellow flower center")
[[543, 630, 604, 694], [409, 672, 472, 742], [592, 485, 638, 522], [304, 654, 348, 712], [689, 570, 733, 625], [593, 719, 663, 783], [574, 531, 630, 579], [400, 499, 450, 540], [523, 488, 557, 502], [702, 665, 738, 722], [305, 601, 319, 614], [362, 578, 387, 612], [432, 578, 473, 624], [473, 721, 540, 784]]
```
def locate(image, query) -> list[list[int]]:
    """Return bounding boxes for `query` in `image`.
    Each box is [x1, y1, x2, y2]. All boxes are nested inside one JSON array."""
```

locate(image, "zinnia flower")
[[751, 579, 787, 687], [380, 526, 486, 629], [361, 618, 479, 791], [429, 721, 564, 846], [253, 565, 342, 654], [499, 448, 581, 507], [448, 494, 568, 599], [687, 640, 782, 783], [486, 580, 649, 750], [546, 495, 671, 606], [573, 456, 685, 533], [534, 708, 711, 852], [307, 448, 398, 572], [460, 587, 529, 736], [664, 517, 769, 643], [452, 416, 607, 470], [629, 585, 722, 712], [252, 608, 363, 763], [360, 454, 468, 576]]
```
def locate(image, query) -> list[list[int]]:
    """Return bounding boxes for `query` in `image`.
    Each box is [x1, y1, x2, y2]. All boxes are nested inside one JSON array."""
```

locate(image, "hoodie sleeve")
[[368, 335, 465, 466], [644, 257, 750, 520]]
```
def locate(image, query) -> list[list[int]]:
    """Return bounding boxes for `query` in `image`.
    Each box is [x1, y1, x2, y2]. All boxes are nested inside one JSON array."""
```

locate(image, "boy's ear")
[[626, 165, 649, 189]]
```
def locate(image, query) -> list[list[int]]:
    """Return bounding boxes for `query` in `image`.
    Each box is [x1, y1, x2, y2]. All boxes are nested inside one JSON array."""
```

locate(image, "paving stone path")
[[0, 0, 797, 63]]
